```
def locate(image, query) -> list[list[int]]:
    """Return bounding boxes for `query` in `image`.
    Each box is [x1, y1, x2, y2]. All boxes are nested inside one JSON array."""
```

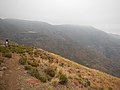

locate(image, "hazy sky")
[[0, 0, 120, 34]]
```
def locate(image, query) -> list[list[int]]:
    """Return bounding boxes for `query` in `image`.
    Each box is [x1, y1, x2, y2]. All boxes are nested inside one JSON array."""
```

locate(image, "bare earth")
[[0, 54, 42, 90]]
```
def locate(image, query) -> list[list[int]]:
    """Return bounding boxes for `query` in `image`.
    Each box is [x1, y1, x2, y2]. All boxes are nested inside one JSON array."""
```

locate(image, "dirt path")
[[0, 53, 41, 90], [0, 54, 21, 90]]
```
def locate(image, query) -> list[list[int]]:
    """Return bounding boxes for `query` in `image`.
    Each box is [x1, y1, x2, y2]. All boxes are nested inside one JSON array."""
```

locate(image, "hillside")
[[0, 42, 120, 90], [0, 18, 120, 77]]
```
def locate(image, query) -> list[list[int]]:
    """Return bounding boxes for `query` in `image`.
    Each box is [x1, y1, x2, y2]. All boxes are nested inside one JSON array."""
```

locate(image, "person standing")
[[5, 39, 9, 47]]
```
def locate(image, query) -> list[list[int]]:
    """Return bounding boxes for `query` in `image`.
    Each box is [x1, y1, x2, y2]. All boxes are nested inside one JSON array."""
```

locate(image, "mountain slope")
[[0, 43, 120, 90], [0, 18, 120, 77]]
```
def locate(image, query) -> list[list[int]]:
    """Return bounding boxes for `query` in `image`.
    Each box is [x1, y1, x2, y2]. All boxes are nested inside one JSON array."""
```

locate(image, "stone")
[[1, 67, 8, 70]]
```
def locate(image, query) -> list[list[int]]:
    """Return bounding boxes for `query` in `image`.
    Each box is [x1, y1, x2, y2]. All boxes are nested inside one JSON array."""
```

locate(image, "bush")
[[19, 57, 27, 65], [34, 51, 39, 57], [27, 67, 47, 83], [39, 76, 47, 83], [59, 74, 68, 85], [51, 80, 58, 86], [24, 65, 32, 70], [83, 81, 91, 87], [47, 75, 52, 81], [59, 63, 64, 67], [0, 47, 9, 53], [2, 53, 12, 58], [45, 66, 56, 77], [27, 60, 39, 67]]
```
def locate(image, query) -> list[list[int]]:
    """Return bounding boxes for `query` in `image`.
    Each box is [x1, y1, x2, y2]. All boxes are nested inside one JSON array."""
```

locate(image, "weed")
[[27, 60, 39, 67], [59, 63, 64, 67], [2, 52, 12, 58], [24, 65, 32, 70], [51, 80, 58, 86], [45, 66, 56, 77], [19, 57, 27, 65], [59, 74, 68, 85]]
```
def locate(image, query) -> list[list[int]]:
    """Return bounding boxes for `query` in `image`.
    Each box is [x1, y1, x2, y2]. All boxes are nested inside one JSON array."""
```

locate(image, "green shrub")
[[28, 67, 39, 76], [2, 53, 12, 58], [39, 76, 47, 83], [59, 63, 64, 67], [48, 59, 53, 63], [27, 60, 39, 67], [0, 47, 9, 53], [19, 57, 27, 65], [45, 66, 56, 77], [59, 74, 68, 85], [47, 75, 52, 81], [34, 51, 39, 57], [24, 46, 33, 55], [24, 65, 32, 70], [28, 67, 47, 83], [51, 80, 58, 86], [83, 81, 91, 87]]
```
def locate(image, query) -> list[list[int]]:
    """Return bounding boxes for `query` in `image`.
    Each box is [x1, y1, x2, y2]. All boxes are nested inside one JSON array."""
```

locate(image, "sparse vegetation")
[[59, 74, 68, 85], [51, 80, 58, 86], [59, 63, 64, 67], [83, 81, 91, 87], [45, 66, 57, 77], [0, 42, 119, 90], [34, 51, 39, 57], [19, 57, 27, 65], [2, 52, 12, 58], [24, 65, 32, 70], [27, 60, 39, 67]]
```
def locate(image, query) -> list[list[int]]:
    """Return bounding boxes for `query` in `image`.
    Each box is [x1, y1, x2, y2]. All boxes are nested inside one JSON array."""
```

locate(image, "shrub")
[[0, 47, 9, 53], [39, 76, 47, 83], [59, 74, 68, 85], [19, 57, 27, 65], [51, 80, 58, 86], [27, 60, 39, 67], [28, 67, 39, 76], [27, 67, 47, 83], [2, 52, 12, 58], [45, 66, 56, 77], [47, 75, 52, 81], [83, 81, 91, 87], [34, 51, 39, 57], [24, 65, 32, 70], [59, 63, 64, 67]]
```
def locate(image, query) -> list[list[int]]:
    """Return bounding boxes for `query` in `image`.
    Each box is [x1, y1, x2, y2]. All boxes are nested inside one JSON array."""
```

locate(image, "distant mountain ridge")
[[0, 18, 120, 77]]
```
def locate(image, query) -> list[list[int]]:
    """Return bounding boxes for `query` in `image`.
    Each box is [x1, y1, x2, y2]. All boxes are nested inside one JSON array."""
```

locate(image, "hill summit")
[[0, 43, 120, 90]]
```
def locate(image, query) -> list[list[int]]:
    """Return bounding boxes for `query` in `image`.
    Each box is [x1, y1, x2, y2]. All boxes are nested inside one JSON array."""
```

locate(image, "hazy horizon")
[[0, 0, 120, 35]]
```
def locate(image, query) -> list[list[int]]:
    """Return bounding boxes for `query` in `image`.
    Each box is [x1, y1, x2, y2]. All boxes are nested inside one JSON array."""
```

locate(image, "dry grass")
[[1, 44, 119, 90]]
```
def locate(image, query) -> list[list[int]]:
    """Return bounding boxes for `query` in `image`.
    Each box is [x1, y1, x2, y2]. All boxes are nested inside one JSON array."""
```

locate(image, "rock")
[[1, 67, 8, 70], [0, 71, 4, 77]]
